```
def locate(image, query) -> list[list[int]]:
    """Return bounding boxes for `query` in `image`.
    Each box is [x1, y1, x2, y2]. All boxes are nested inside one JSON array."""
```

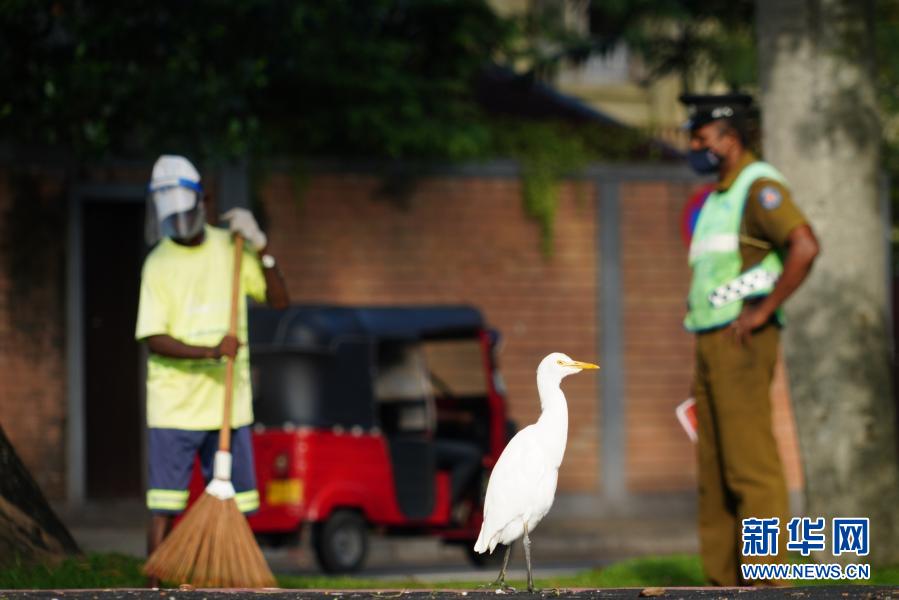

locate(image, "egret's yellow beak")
[[563, 360, 600, 370]]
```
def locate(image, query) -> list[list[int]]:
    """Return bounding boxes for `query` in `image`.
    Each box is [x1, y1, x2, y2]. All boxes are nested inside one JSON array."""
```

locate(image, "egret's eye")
[[557, 360, 564, 365]]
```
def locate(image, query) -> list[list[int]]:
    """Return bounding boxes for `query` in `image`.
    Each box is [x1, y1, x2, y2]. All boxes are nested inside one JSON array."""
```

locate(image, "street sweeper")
[[136, 154, 288, 587]]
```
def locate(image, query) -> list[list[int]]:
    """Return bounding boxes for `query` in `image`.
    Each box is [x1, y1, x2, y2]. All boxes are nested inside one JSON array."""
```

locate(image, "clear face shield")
[[145, 182, 206, 244]]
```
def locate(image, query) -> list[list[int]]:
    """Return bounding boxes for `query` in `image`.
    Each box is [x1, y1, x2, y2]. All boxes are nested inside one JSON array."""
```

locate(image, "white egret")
[[474, 352, 599, 592]]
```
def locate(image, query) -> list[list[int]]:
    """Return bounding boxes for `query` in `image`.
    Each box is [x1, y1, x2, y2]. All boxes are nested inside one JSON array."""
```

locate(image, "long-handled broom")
[[144, 234, 276, 588]]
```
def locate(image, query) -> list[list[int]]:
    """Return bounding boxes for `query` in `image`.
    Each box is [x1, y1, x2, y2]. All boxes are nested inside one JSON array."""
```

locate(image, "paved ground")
[[3, 587, 899, 599], [54, 499, 698, 579], [32, 502, 898, 597]]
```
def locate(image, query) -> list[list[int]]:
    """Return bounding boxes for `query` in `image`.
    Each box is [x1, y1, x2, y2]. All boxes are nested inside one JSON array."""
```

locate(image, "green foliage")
[[491, 121, 588, 255], [522, 0, 756, 93], [614, 0, 756, 92], [0, 1, 513, 161], [489, 119, 659, 254], [0, 1, 668, 255], [488, 1, 760, 253]]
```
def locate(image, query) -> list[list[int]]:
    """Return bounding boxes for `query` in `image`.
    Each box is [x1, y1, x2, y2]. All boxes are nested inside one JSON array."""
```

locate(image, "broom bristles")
[[144, 492, 276, 588]]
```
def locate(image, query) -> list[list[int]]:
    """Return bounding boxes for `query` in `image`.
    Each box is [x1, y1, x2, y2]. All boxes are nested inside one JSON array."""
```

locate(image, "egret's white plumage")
[[474, 352, 598, 591]]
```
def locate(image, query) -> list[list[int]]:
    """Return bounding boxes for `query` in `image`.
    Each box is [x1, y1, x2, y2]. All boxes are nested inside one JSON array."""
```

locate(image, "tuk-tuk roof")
[[249, 304, 485, 351]]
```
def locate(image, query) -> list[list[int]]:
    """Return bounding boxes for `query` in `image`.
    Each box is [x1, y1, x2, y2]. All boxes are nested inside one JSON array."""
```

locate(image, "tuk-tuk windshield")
[[374, 338, 491, 446], [422, 339, 488, 397], [375, 343, 433, 433]]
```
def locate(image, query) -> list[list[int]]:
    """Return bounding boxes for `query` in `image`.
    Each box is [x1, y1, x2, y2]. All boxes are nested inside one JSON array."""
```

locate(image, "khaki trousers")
[[694, 323, 789, 586]]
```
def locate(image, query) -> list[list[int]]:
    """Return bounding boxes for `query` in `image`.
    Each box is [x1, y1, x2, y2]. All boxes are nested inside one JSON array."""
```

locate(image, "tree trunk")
[[0, 425, 80, 567], [757, 0, 899, 564]]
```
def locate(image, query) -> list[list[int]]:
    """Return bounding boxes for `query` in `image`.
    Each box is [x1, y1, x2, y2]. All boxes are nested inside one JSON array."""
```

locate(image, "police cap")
[[679, 93, 755, 132]]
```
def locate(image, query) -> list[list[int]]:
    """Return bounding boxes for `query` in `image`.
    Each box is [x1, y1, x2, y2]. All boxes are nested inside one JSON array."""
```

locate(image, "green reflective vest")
[[684, 161, 787, 332]]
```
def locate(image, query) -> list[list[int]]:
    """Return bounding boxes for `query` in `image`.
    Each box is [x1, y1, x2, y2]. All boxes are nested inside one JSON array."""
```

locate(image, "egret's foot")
[[532, 587, 562, 596], [478, 581, 517, 593]]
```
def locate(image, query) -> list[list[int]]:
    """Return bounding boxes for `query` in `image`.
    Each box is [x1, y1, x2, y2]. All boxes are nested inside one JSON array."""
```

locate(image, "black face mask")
[[687, 148, 722, 175]]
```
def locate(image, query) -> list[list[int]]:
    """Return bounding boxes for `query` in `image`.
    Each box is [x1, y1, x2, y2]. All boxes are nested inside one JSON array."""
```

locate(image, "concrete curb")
[[1, 587, 898, 599]]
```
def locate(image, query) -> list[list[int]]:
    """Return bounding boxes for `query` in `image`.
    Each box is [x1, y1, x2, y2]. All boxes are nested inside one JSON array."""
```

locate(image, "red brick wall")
[[0, 163, 802, 501], [259, 168, 802, 496], [0, 171, 68, 498], [261, 172, 601, 492], [772, 351, 803, 490], [620, 181, 697, 491]]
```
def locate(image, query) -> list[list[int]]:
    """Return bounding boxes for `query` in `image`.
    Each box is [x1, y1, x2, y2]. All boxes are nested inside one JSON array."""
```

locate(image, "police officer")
[[680, 94, 820, 586]]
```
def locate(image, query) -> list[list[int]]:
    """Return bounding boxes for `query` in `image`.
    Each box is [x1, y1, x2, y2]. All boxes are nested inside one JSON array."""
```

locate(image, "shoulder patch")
[[758, 185, 782, 210]]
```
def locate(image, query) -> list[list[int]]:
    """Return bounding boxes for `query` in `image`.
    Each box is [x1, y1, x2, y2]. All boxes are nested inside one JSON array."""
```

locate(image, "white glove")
[[221, 208, 267, 251]]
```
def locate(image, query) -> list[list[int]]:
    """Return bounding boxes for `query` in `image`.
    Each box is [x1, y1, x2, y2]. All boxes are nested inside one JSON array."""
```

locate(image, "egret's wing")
[[480, 425, 549, 535]]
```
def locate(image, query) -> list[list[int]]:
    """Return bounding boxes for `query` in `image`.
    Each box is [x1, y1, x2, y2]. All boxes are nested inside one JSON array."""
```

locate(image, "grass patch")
[[275, 575, 455, 589], [2, 553, 898, 589], [547, 555, 705, 588], [868, 565, 899, 585], [0, 554, 705, 590], [273, 555, 707, 589], [0, 554, 146, 589]]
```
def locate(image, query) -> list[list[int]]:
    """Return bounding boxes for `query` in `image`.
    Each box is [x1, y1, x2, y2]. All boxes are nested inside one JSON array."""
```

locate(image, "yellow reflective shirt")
[[135, 225, 267, 430]]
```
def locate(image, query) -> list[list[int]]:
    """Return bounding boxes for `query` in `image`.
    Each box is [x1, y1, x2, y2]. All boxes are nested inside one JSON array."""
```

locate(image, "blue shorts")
[[147, 426, 259, 515]]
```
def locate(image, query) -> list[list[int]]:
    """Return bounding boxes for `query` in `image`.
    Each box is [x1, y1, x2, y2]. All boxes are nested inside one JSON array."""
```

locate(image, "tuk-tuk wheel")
[[465, 543, 510, 569], [312, 509, 369, 574]]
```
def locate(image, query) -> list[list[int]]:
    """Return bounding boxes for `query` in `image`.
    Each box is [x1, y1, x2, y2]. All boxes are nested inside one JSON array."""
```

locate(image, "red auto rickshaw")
[[241, 304, 511, 573]]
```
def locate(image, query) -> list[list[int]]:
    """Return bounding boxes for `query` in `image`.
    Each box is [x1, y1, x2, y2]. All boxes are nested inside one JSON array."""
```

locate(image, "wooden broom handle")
[[220, 234, 244, 452]]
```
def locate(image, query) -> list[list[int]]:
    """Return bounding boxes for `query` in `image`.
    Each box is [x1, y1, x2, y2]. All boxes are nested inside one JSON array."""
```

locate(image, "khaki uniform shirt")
[[715, 152, 808, 270]]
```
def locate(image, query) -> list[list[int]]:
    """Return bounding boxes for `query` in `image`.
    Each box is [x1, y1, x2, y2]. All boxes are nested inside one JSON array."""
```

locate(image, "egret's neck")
[[536, 376, 568, 465]]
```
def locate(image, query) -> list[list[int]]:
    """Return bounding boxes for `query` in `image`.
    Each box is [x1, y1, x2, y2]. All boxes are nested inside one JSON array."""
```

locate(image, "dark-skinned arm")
[[259, 245, 289, 309], [731, 223, 820, 344], [145, 334, 240, 360]]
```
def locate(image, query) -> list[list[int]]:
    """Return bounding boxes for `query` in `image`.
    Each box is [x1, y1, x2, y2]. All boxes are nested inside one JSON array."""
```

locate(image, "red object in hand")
[[676, 397, 698, 443]]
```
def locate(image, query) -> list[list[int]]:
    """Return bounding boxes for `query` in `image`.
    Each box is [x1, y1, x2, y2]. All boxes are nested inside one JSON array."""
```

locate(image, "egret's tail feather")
[[473, 528, 488, 553]]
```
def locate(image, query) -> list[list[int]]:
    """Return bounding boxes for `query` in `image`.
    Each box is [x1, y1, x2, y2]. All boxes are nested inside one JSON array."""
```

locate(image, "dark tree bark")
[[0, 425, 80, 567]]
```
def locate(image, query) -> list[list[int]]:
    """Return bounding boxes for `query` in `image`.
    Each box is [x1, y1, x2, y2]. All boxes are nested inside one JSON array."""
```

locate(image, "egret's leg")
[[476, 544, 515, 591], [523, 522, 535, 593], [491, 544, 513, 589], [498, 544, 513, 584]]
